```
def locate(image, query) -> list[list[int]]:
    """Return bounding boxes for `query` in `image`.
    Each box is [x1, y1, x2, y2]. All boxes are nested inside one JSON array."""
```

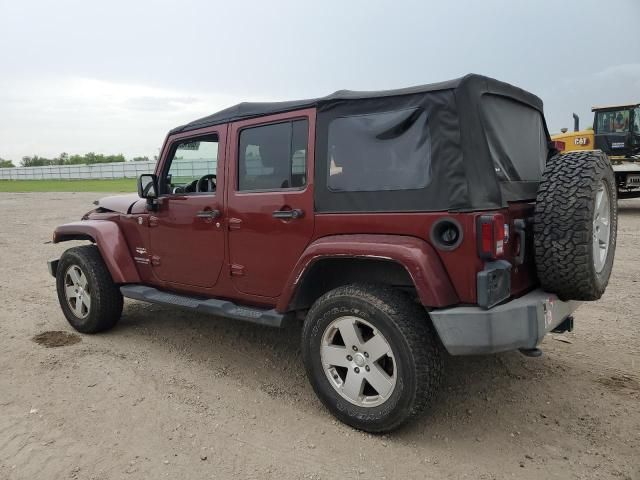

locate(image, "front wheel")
[[56, 245, 123, 333], [301, 284, 442, 432]]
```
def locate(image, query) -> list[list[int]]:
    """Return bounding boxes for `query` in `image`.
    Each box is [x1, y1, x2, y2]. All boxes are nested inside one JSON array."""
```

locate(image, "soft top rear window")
[[481, 94, 547, 182], [327, 108, 432, 192]]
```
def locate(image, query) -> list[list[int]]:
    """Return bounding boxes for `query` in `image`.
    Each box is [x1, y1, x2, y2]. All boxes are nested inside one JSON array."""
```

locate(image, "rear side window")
[[327, 108, 432, 192], [238, 119, 308, 191], [481, 94, 547, 182]]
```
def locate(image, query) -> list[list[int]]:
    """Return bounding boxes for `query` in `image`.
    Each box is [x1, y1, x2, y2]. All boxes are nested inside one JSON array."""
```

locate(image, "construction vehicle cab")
[[593, 103, 640, 158], [552, 104, 640, 198]]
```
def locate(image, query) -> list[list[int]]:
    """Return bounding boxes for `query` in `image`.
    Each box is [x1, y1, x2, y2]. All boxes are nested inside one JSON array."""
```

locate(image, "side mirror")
[[138, 174, 158, 199]]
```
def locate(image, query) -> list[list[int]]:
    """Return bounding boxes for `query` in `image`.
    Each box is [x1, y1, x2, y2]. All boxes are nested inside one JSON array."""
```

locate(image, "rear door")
[[226, 110, 315, 298]]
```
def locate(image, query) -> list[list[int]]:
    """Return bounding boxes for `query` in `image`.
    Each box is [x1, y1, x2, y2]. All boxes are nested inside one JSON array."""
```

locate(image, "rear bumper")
[[430, 289, 580, 355]]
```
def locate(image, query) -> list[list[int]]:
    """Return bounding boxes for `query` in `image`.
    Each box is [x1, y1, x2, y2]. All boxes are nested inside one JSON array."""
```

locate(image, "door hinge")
[[230, 264, 245, 276]]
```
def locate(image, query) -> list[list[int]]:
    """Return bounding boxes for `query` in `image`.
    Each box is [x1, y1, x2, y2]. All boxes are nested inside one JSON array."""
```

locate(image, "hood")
[[96, 193, 141, 214]]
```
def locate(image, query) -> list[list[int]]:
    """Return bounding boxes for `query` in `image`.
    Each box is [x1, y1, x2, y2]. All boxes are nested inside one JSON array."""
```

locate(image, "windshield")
[[595, 109, 630, 134]]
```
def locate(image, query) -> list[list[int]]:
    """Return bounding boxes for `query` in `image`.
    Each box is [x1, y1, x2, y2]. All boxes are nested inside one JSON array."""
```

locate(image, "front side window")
[[163, 135, 218, 194], [596, 109, 630, 134], [327, 108, 432, 192], [634, 107, 640, 133], [238, 119, 308, 191]]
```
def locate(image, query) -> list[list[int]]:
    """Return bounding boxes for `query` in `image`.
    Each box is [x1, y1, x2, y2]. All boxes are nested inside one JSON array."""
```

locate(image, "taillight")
[[552, 140, 566, 151], [477, 214, 505, 260]]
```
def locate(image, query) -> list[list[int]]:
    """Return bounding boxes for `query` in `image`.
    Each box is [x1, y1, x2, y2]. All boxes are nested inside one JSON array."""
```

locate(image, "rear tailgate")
[[479, 94, 546, 302], [503, 201, 538, 297]]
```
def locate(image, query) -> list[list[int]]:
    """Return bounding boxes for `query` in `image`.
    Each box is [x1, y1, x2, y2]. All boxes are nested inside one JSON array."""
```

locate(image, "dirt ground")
[[1, 192, 638, 480]]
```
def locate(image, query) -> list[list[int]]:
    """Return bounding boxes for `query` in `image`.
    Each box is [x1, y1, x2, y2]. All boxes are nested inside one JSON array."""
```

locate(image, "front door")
[[149, 127, 226, 289], [227, 110, 315, 298]]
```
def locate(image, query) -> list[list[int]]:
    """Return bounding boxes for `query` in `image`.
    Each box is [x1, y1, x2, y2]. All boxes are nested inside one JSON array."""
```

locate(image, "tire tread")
[[533, 150, 617, 300], [56, 245, 123, 333]]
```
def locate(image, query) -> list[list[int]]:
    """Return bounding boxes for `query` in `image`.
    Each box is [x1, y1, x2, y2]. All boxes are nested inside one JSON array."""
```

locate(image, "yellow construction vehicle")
[[551, 104, 640, 198]]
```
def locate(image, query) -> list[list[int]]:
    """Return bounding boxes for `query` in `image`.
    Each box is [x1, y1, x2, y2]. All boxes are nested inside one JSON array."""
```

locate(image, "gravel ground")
[[1, 192, 638, 480]]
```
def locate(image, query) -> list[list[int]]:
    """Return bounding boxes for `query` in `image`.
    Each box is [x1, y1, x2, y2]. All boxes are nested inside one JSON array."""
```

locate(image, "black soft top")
[[171, 74, 544, 134], [171, 74, 550, 212]]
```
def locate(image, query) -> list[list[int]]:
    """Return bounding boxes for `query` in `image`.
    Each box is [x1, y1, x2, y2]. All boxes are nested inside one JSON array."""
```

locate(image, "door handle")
[[196, 209, 220, 219], [228, 217, 242, 230], [272, 209, 304, 220]]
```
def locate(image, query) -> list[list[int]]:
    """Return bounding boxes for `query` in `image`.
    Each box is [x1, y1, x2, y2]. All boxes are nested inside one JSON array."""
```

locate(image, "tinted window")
[[238, 120, 308, 191], [596, 109, 630, 134], [327, 108, 431, 192], [163, 136, 218, 194], [481, 95, 546, 182]]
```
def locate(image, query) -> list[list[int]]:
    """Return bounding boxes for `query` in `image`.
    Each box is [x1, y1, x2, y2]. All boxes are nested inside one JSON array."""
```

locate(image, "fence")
[[0, 159, 217, 181]]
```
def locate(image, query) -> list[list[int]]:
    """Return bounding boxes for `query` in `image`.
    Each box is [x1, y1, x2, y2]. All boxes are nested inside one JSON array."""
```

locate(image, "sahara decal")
[[134, 247, 150, 265]]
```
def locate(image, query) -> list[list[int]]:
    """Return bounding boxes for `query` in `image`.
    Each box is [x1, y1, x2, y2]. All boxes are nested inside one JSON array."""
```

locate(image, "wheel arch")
[[53, 220, 140, 284], [276, 234, 459, 313]]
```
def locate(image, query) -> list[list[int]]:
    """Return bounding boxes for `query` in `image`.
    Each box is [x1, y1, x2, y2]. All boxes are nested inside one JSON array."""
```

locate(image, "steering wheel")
[[196, 174, 217, 193]]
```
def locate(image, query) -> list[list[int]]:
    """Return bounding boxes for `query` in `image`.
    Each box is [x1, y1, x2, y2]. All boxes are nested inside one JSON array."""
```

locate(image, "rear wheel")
[[301, 284, 442, 432], [534, 150, 617, 300], [56, 245, 123, 333]]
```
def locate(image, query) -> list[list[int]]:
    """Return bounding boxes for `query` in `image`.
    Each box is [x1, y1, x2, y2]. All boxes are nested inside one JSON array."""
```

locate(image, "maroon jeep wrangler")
[[49, 74, 617, 432]]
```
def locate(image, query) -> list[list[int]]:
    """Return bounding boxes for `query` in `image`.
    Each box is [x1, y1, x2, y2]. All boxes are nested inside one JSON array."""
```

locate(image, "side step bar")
[[120, 285, 285, 328]]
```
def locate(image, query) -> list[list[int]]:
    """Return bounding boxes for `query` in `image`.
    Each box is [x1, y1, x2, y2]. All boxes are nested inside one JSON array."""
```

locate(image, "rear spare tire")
[[534, 150, 617, 300]]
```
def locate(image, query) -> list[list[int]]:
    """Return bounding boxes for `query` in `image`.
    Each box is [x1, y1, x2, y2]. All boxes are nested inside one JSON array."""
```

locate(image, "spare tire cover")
[[534, 150, 617, 301]]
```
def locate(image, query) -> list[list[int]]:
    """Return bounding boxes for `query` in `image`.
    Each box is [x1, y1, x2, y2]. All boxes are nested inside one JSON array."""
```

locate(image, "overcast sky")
[[1, 0, 639, 161]]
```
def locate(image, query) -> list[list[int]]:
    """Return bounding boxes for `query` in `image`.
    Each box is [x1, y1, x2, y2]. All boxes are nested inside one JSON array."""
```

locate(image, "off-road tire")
[[56, 245, 123, 333], [534, 150, 617, 300], [301, 284, 443, 432]]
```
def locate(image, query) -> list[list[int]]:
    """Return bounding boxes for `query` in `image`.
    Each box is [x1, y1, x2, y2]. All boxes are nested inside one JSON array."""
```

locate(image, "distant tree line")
[[19, 152, 128, 167], [0, 153, 156, 168]]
